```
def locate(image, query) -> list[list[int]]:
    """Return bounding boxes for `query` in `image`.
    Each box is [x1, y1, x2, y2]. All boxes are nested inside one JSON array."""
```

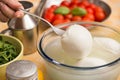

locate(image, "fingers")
[[0, 11, 9, 22], [1, 0, 24, 10], [0, 0, 24, 22], [14, 10, 24, 18], [0, 2, 14, 18]]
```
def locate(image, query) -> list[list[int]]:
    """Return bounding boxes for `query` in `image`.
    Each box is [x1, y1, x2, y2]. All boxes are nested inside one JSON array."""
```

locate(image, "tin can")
[[6, 60, 38, 80], [1, 1, 38, 55]]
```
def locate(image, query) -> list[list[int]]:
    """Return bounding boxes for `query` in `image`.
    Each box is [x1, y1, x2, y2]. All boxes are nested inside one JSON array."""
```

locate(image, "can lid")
[[6, 60, 37, 79]]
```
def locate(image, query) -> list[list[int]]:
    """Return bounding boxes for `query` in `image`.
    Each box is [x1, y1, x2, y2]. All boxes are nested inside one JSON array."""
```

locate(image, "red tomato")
[[44, 12, 55, 22], [69, 0, 79, 9], [45, 5, 58, 14], [61, 1, 70, 7], [82, 17, 93, 27], [71, 0, 79, 5], [69, 4, 77, 10], [63, 19, 71, 23], [82, 17, 91, 21], [86, 7, 94, 14], [78, 4, 86, 9], [64, 14, 73, 20], [53, 14, 64, 21], [45, 7, 54, 13], [80, 0, 90, 7], [94, 6, 104, 12], [52, 19, 63, 25], [50, 5, 58, 10], [71, 16, 82, 21], [88, 3, 96, 10], [94, 11, 105, 21], [83, 13, 95, 21]]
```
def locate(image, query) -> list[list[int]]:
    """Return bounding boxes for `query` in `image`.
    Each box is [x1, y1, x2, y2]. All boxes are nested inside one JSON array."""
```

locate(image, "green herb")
[[0, 37, 19, 65], [71, 7, 87, 16], [54, 6, 70, 15]]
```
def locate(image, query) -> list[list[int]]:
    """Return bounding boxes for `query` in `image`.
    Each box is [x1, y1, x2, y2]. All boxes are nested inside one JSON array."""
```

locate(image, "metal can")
[[6, 60, 38, 80]]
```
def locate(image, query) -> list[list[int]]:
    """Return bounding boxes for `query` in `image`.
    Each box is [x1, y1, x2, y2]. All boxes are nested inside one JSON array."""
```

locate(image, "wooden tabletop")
[[0, 0, 120, 80]]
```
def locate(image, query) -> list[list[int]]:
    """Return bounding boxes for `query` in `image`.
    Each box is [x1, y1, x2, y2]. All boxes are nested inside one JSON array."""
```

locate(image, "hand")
[[0, 0, 24, 22]]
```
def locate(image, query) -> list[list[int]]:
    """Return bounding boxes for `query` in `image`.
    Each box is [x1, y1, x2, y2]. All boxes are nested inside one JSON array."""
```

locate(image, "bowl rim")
[[0, 34, 23, 67], [37, 21, 120, 70]]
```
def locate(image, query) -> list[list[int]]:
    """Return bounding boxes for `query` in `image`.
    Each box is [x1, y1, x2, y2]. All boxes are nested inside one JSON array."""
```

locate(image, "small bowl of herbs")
[[0, 34, 23, 80]]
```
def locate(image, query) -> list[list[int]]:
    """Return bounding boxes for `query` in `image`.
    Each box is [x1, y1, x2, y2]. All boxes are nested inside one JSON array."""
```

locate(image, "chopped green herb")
[[0, 37, 19, 65]]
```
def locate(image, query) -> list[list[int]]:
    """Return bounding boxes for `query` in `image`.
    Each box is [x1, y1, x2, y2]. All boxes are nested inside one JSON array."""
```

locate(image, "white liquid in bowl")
[[43, 37, 120, 80]]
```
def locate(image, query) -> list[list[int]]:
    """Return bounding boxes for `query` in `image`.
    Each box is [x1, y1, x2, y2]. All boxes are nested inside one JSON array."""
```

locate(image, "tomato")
[[78, 4, 86, 9], [45, 7, 54, 13], [71, 0, 79, 5], [94, 6, 104, 12], [61, 1, 70, 7], [69, 0, 79, 9], [94, 11, 105, 21], [82, 17, 91, 21], [71, 16, 82, 21], [44, 12, 55, 22], [83, 13, 95, 21], [86, 7, 94, 14], [53, 14, 64, 21], [69, 4, 78, 10], [50, 5, 58, 10], [65, 14, 73, 20], [80, 0, 90, 7], [82, 17, 93, 27], [63, 19, 71, 23], [45, 5, 58, 14], [43, 0, 106, 24], [52, 19, 63, 25], [88, 3, 96, 10]]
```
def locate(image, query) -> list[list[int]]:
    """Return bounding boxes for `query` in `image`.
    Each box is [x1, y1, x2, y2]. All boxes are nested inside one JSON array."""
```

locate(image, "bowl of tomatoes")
[[43, 0, 111, 25]]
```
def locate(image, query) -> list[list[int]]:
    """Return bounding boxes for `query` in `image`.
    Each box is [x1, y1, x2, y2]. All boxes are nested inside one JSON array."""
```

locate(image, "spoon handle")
[[20, 9, 43, 20], [20, 9, 65, 36]]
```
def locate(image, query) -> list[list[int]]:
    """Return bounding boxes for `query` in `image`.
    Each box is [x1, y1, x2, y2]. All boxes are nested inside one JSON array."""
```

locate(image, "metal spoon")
[[20, 9, 65, 36]]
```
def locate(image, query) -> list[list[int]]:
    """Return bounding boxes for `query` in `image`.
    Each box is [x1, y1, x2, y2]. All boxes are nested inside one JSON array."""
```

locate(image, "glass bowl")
[[37, 22, 120, 80]]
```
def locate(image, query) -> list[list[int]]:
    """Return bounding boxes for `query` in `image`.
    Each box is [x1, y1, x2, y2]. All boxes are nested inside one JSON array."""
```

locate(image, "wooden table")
[[0, 0, 120, 80]]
